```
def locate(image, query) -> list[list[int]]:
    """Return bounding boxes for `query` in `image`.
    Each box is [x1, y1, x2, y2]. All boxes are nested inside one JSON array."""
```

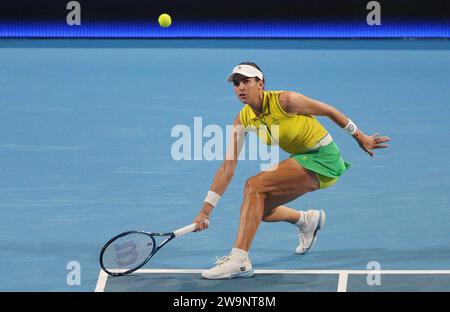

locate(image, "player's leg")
[[261, 205, 300, 223], [233, 157, 320, 251], [202, 158, 320, 279]]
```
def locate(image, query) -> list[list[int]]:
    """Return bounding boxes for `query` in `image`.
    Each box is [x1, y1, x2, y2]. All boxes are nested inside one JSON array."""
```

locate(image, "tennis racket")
[[99, 222, 201, 276]]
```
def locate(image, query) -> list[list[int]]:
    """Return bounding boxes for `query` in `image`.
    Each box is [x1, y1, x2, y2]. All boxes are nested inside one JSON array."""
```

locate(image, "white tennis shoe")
[[296, 209, 326, 254], [201, 254, 254, 279]]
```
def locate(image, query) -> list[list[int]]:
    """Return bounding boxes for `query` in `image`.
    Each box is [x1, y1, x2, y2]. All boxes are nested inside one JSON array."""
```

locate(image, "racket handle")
[[173, 223, 197, 237]]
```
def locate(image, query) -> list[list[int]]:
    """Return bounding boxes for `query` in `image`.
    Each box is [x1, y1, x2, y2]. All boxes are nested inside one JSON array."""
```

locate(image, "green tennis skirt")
[[291, 142, 351, 189]]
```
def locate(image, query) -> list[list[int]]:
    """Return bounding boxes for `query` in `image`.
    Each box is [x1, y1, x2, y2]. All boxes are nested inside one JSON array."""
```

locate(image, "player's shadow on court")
[[254, 246, 450, 268], [103, 272, 340, 292]]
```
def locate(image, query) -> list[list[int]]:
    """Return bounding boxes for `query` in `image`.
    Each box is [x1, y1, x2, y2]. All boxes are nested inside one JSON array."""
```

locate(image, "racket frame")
[[99, 230, 175, 276]]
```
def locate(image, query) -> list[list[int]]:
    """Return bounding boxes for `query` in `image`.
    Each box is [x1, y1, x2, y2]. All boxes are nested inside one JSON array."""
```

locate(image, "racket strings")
[[101, 233, 154, 272]]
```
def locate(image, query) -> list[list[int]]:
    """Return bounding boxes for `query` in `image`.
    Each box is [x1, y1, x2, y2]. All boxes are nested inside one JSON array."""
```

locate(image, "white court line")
[[94, 269, 450, 292], [132, 269, 450, 275], [337, 273, 349, 292], [94, 269, 109, 292]]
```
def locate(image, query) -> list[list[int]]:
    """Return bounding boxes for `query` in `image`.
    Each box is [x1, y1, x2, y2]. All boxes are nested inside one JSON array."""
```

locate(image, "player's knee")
[[244, 176, 266, 197]]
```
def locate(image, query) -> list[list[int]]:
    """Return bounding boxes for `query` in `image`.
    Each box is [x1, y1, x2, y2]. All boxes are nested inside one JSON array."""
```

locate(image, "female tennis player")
[[193, 62, 390, 279]]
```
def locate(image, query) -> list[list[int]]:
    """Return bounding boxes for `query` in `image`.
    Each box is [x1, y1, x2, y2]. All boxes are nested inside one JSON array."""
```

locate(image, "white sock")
[[295, 211, 306, 227], [230, 247, 248, 260]]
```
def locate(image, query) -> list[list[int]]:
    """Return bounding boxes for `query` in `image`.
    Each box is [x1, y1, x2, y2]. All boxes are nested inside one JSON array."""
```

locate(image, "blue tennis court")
[[0, 39, 449, 291]]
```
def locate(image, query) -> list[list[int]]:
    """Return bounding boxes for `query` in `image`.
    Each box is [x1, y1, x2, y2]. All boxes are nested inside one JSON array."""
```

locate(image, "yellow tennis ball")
[[158, 13, 172, 28]]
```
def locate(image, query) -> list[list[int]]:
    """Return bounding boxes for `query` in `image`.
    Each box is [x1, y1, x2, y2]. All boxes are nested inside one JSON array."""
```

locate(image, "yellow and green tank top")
[[239, 90, 328, 154]]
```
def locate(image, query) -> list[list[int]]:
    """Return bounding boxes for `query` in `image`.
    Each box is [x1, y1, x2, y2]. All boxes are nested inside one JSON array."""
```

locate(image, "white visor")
[[227, 64, 264, 82]]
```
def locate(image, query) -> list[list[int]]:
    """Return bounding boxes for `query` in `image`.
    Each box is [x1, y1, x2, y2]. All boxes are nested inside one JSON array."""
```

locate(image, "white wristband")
[[344, 119, 358, 135], [204, 191, 221, 207]]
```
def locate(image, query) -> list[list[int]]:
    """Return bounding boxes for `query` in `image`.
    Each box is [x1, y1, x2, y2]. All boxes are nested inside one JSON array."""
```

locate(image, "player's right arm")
[[193, 114, 246, 231]]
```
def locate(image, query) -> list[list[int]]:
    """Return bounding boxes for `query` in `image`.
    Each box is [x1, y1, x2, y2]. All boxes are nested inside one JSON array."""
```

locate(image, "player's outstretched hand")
[[355, 132, 390, 157]]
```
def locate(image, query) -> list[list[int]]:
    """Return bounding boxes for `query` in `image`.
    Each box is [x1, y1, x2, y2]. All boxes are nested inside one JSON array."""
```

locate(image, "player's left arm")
[[278, 91, 390, 157]]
